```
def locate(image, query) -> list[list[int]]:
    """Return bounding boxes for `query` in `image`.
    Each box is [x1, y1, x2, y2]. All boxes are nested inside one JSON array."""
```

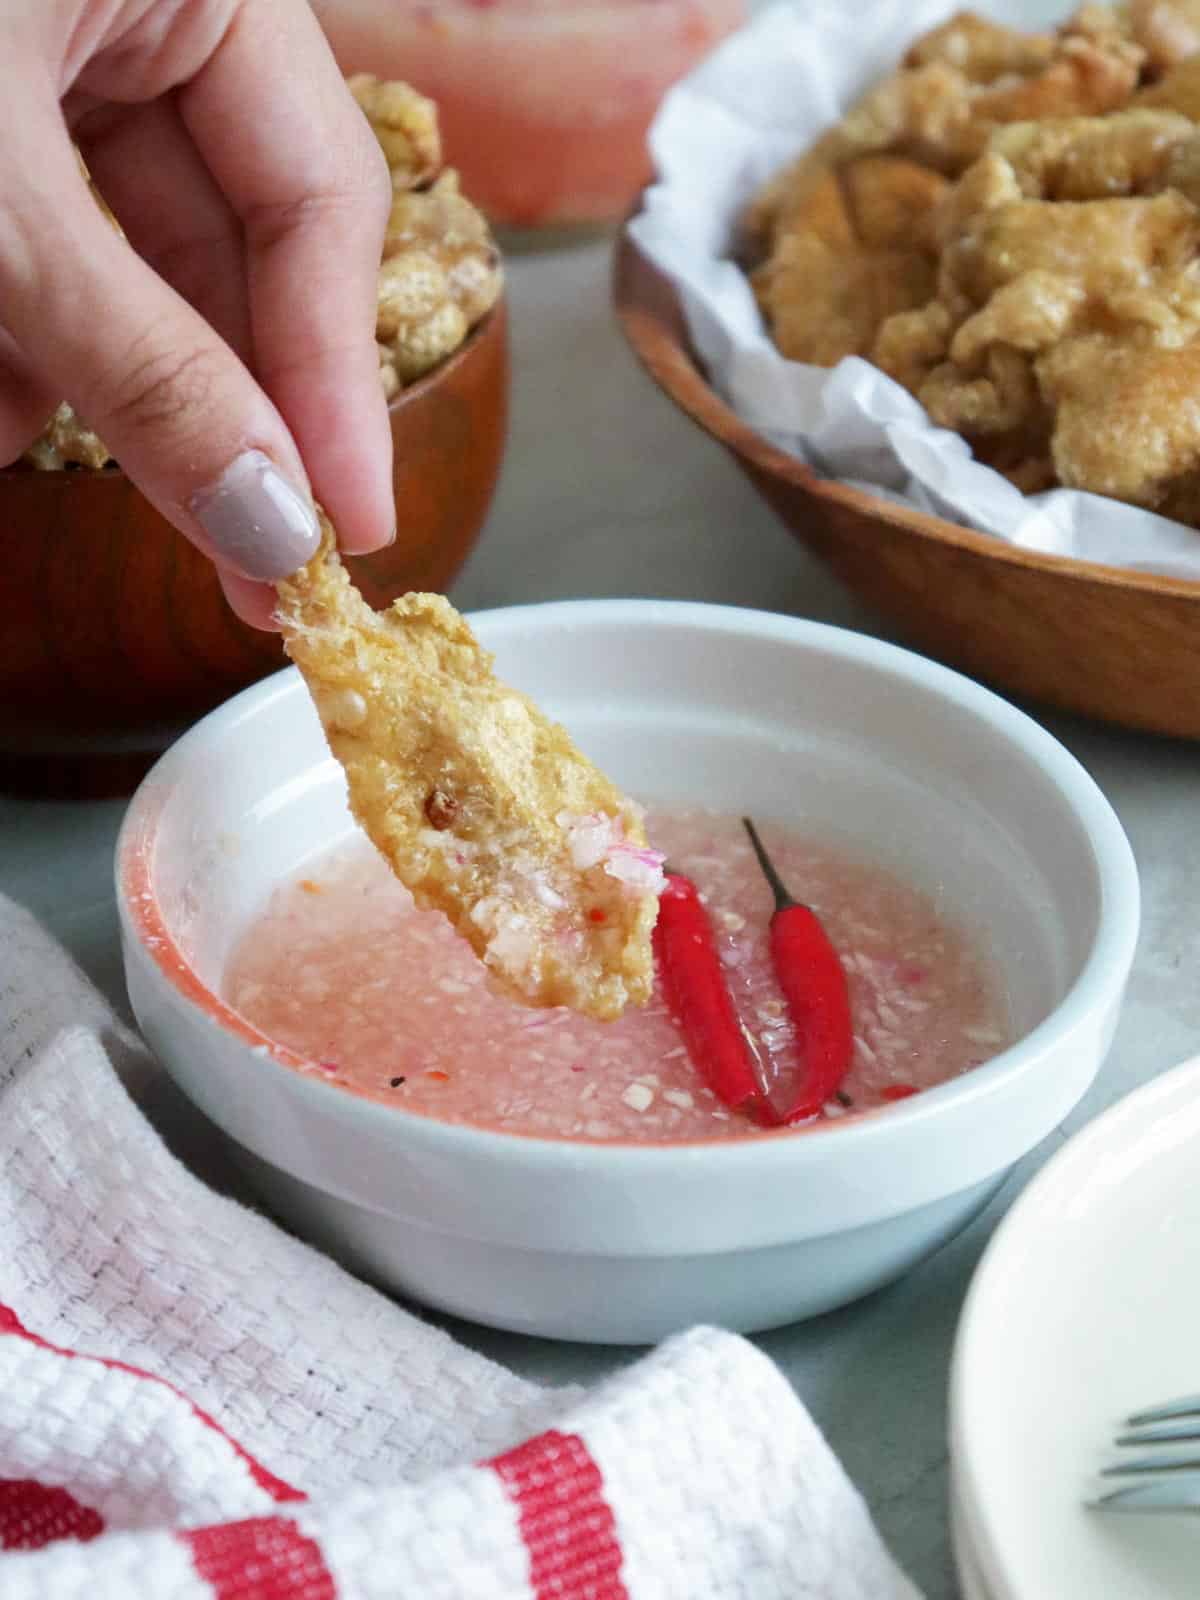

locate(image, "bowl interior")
[[134, 602, 1112, 1059]]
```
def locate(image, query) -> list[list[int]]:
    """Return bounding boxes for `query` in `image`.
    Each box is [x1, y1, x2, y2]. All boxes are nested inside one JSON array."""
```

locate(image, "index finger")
[[179, 0, 394, 555]]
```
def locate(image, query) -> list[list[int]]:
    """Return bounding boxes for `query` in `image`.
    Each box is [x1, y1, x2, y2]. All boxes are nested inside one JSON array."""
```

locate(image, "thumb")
[[3, 83, 320, 582]]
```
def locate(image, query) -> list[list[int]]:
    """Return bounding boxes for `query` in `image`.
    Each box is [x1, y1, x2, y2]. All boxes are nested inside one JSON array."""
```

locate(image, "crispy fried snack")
[[751, 158, 948, 365], [741, 65, 971, 248], [361, 82, 501, 390], [939, 186, 1200, 315], [870, 301, 956, 393], [986, 106, 1196, 196], [904, 11, 1057, 80], [380, 171, 503, 382], [1039, 333, 1200, 504], [743, 5, 1143, 253], [1136, 48, 1200, 115], [23, 404, 112, 471], [746, 4, 1200, 523], [872, 111, 1200, 508], [1128, 0, 1200, 72], [348, 74, 442, 191], [276, 517, 662, 1022]]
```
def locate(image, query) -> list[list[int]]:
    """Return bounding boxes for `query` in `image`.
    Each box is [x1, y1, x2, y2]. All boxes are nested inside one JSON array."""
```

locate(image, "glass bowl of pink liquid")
[[116, 601, 1138, 1343], [312, 0, 748, 229]]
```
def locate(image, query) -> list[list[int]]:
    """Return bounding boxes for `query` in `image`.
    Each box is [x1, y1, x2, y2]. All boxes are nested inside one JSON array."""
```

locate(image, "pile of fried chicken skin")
[[746, 2, 1200, 521]]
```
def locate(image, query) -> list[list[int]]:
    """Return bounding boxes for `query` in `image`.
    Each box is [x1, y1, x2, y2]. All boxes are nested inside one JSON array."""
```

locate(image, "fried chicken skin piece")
[[744, 4, 1143, 247], [748, 11, 1200, 521], [918, 342, 1045, 434], [874, 122, 1200, 513], [903, 12, 1057, 81], [1137, 49, 1200, 118], [944, 10, 1143, 164], [751, 158, 948, 365], [1040, 334, 1200, 507], [870, 302, 955, 392], [940, 187, 1200, 311], [845, 154, 951, 245], [987, 107, 1196, 197], [917, 186, 1200, 447], [740, 72, 967, 248], [276, 518, 662, 1022], [23, 403, 112, 470], [742, 63, 1006, 250], [348, 74, 442, 191], [1129, 0, 1200, 72], [920, 5, 1144, 155]]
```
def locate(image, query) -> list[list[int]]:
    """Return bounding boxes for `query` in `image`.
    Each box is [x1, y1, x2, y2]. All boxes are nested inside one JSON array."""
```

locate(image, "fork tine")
[[1127, 1395, 1200, 1426], [1118, 1420, 1200, 1447], [1090, 1475, 1200, 1514], [1102, 1451, 1200, 1477]]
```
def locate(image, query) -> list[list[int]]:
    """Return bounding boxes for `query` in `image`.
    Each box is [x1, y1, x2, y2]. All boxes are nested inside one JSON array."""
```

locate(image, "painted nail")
[[189, 450, 320, 580]]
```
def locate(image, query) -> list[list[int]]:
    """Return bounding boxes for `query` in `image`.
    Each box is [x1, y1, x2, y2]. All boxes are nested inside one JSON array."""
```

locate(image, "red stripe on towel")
[[181, 1516, 337, 1600], [0, 1478, 104, 1550], [0, 1303, 304, 1504], [490, 1430, 628, 1599]]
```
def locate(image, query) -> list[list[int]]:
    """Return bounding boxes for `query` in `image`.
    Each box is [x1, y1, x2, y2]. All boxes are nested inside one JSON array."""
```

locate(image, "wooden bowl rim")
[[0, 296, 506, 480], [612, 224, 1200, 604]]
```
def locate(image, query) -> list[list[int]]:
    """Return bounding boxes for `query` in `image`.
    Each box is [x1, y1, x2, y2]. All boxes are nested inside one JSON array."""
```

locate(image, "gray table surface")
[[4, 201, 1199, 1600]]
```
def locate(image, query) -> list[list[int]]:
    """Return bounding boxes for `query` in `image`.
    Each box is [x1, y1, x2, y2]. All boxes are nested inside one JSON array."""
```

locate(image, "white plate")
[[949, 1469, 994, 1600], [951, 1053, 1200, 1599]]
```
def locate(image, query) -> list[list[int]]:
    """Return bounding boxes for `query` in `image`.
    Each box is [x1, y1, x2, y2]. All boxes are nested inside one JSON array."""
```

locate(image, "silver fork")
[[1090, 1395, 1200, 1513]]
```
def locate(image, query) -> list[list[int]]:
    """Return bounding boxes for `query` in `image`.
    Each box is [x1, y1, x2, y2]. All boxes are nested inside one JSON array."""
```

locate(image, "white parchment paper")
[[627, 0, 1200, 580]]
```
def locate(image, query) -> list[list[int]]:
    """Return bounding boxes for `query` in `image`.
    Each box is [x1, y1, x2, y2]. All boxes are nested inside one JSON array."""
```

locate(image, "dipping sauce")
[[312, 0, 747, 228], [225, 810, 1010, 1142]]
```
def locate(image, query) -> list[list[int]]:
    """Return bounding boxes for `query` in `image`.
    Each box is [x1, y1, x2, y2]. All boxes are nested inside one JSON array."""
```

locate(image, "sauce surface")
[[225, 810, 1010, 1142]]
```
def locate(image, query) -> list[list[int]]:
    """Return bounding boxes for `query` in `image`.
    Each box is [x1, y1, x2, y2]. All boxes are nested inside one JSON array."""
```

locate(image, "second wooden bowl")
[[0, 300, 509, 797], [614, 233, 1200, 741]]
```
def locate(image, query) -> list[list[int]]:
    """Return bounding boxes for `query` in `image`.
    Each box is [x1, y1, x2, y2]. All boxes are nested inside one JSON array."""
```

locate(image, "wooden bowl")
[[0, 300, 508, 797], [614, 232, 1200, 741]]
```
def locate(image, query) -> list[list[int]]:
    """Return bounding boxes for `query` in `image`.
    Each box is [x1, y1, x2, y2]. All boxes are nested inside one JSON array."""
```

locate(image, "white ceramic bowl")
[[116, 601, 1139, 1343]]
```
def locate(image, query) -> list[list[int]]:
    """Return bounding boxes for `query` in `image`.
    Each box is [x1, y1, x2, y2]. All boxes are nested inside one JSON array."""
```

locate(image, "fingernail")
[[189, 450, 320, 580]]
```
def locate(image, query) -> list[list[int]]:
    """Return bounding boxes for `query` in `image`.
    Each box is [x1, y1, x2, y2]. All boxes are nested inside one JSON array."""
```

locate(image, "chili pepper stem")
[[742, 818, 801, 911]]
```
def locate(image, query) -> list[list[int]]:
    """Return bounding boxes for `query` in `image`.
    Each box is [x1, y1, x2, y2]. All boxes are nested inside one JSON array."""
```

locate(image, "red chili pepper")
[[743, 818, 854, 1125], [653, 871, 765, 1111], [880, 1083, 919, 1103]]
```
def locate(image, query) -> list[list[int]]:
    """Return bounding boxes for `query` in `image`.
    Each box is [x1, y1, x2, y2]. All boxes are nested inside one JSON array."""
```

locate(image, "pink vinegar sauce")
[[224, 810, 1011, 1143], [312, 0, 748, 226]]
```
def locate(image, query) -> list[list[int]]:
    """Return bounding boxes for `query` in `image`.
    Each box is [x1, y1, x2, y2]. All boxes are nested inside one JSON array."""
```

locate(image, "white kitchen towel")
[[0, 891, 920, 1600]]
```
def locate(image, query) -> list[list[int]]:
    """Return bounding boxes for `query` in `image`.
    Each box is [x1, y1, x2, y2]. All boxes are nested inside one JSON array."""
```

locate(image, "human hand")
[[1, 0, 394, 627]]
